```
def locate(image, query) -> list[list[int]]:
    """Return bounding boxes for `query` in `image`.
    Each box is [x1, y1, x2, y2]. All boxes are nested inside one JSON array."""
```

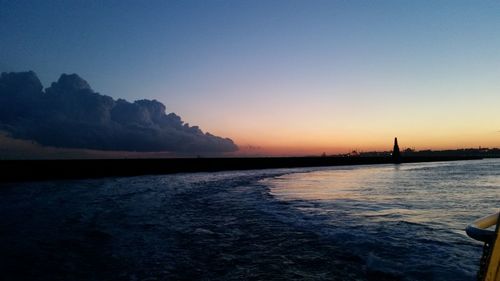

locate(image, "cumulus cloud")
[[0, 71, 238, 153]]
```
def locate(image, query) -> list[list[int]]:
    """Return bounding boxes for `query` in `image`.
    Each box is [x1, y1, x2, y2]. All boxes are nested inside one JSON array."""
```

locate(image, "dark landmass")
[[350, 148, 500, 158], [0, 156, 482, 183]]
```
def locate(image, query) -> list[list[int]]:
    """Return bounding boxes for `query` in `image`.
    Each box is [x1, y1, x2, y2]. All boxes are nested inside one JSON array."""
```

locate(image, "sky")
[[1, 0, 500, 155]]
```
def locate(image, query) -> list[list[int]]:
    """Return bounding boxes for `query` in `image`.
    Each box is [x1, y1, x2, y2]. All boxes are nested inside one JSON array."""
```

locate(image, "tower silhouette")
[[392, 137, 401, 163]]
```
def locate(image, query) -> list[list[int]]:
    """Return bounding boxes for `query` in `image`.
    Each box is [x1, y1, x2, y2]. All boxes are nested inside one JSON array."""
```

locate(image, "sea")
[[0, 159, 498, 281]]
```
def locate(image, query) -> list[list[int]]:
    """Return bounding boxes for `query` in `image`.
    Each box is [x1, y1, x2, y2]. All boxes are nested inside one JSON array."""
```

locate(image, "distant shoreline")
[[0, 156, 484, 183]]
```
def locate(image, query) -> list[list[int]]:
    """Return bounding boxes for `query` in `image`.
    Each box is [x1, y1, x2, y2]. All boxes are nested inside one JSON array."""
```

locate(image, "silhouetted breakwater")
[[0, 156, 482, 182]]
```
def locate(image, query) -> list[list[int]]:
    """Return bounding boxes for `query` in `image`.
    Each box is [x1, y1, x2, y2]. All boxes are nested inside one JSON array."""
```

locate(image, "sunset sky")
[[2, 1, 500, 155]]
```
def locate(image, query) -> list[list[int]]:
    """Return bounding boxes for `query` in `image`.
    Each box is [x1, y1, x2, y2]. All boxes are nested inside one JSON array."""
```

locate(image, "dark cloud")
[[0, 71, 238, 153]]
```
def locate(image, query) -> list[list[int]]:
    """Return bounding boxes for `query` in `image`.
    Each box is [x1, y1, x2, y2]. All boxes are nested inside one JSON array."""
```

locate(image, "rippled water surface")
[[266, 159, 500, 280], [0, 159, 498, 280]]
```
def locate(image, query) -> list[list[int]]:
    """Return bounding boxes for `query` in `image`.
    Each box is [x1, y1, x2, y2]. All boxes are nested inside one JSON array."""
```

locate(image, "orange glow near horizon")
[[199, 106, 500, 156], [172, 72, 500, 156], [4, 1, 500, 157], [234, 136, 500, 156]]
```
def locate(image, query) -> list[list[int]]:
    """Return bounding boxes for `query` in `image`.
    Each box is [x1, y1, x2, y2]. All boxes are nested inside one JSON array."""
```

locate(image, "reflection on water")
[[265, 159, 500, 280], [0, 159, 498, 281]]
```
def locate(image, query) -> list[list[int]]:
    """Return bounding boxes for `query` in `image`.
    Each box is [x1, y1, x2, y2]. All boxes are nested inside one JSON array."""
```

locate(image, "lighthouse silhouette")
[[392, 137, 401, 163]]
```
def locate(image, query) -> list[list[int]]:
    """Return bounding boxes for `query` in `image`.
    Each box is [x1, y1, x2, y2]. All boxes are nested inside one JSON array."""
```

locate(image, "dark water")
[[0, 159, 498, 280]]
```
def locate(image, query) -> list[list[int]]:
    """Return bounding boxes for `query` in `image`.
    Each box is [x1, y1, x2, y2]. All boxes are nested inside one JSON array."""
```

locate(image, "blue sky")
[[2, 0, 500, 153]]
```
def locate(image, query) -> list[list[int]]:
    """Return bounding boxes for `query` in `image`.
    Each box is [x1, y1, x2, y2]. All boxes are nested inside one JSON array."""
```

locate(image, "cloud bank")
[[0, 71, 238, 153]]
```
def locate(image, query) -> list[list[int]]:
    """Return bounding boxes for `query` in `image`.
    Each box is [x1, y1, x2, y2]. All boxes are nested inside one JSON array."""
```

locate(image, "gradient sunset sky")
[[2, 1, 500, 155]]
